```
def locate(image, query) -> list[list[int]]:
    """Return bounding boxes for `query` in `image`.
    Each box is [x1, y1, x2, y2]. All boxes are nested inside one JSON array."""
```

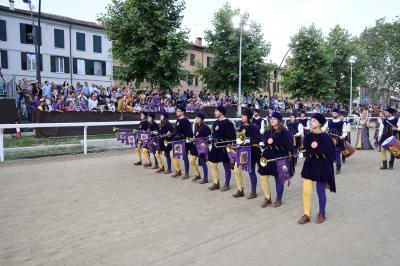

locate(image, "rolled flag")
[[236, 146, 252, 172], [227, 149, 236, 164], [195, 137, 209, 157], [172, 140, 187, 159]]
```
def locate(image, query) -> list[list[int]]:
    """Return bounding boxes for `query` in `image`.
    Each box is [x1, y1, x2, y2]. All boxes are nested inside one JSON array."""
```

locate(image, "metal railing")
[[0, 116, 378, 162]]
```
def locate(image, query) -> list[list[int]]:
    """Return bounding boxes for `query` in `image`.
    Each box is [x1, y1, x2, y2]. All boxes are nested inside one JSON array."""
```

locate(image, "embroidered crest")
[[311, 141, 318, 149], [267, 138, 273, 144], [215, 125, 219, 131]]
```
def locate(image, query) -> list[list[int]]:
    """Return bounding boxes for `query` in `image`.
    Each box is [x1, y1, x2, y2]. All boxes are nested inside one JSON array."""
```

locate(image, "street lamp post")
[[24, 0, 41, 83], [349, 55, 357, 115], [232, 16, 249, 117]]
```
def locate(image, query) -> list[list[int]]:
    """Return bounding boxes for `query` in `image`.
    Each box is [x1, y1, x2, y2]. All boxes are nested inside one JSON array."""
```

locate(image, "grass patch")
[[4, 134, 116, 148], [4, 146, 103, 160]]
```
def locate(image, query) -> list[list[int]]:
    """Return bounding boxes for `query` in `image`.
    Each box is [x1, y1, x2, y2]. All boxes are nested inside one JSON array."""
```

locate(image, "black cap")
[[311, 113, 326, 126], [176, 105, 186, 112], [196, 112, 205, 120], [242, 109, 253, 120], [216, 106, 226, 115]]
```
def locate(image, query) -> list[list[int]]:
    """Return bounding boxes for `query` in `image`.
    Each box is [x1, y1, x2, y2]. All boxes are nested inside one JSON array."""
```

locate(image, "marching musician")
[[298, 110, 310, 135], [189, 112, 211, 183], [156, 111, 174, 174], [298, 113, 336, 225], [134, 111, 149, 166], [339, 111, 351, 164], [208, 106, 236, 192], [232, 109, 262, 199], [258, 112, 294, 208], [171, 105, 193, 179], [251, 109, 264, 133], [145, 113, 159, 169], [286, 112, 304, 166], [378, 107, 400, 170], [322, 108, 347, 174]]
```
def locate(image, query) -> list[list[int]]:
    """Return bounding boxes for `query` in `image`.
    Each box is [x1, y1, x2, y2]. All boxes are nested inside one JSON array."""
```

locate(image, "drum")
[[342, 141, 355, 158], [382, 136, 400, 159]]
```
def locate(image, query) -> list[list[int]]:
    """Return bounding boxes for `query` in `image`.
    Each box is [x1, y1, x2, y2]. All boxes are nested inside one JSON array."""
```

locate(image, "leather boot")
[[220, 184, 230, 191], [155, 167, 165, 173], [182, 174, 190, 180], [388, 158, 395, 170], [208, 182, 220, 191], [315, 213, 326, 224], [143, 163, 152, 168], [133, 161, 142, 166], [380, 160, 387, 170], [274, 198, 282, 208], [199, 178, 208, 184], [192, 175, 201, 182], [336, 164, 341, 174], [171, 170, 182, 177], [298, 214, 310, 224], [261, 198, 272, 208], [247, 192, 257, 199], [164, 169, 172, 174], [232, 190, 244, 198], [342, 154, 346, 164]]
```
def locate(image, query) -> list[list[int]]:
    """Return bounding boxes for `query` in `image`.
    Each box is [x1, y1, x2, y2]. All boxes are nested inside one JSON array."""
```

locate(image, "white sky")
[[2, 0, 399, 63]]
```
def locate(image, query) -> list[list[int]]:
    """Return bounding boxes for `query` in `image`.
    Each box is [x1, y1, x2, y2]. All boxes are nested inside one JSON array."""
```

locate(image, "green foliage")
[[359, 17, 400, 104], [197, 3, 271, 95], [98, 0, 190, 90], [282, 24, 334, 101], [324, 25, 366, 103]]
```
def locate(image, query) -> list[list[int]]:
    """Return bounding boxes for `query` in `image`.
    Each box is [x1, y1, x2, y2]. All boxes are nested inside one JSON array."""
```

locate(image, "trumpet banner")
[[276, 157, 292, 185], [195, 138, 209, 157], [172, 140, 187, 159], [236, 146, 252, 172], [138, 131, 151, 145], [149, 136, 160, 153]]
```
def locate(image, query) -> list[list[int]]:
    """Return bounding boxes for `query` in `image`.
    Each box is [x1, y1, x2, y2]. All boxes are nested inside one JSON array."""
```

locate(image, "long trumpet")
[[185, 136, 212, 144], [260, 150, 304, 167], [213, 132, 250, 148]]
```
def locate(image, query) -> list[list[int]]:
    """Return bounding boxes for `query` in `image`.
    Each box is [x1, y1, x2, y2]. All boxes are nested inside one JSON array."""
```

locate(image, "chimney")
[[195, 37, 203, 47], [9, 0, 14, 10]]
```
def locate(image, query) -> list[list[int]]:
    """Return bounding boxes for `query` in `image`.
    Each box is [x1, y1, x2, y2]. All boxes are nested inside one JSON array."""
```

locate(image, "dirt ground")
[[0, 147, 399, 266]]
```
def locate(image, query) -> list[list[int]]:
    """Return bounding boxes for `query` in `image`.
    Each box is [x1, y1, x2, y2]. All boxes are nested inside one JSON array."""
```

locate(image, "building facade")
[[0, 3, 113, 86]]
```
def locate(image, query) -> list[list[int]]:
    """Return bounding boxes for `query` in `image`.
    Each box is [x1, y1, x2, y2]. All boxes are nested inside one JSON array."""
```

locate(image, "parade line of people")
[[115, 106, 400, 225]]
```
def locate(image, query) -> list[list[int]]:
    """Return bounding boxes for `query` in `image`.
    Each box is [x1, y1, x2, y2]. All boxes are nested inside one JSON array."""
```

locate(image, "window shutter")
[[54, 29, 64, 48], [0, 50, 8, 69], [93, 35, 102, 53], [50, 56, 56, 72], [73, 58, 77, 74], [21, 52, 27, 70], [20, 23, 26, 43], [0, 20, 6, 41], [101, 61, 106, 76], [64, 57, 70, 73], [77, 32, 85, 51], [85, 59, 91, 75]]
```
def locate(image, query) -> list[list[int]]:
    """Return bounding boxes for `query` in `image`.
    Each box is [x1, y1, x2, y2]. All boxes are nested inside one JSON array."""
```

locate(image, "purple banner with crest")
[[126, 131, 137, 148], [236, 146, 252, 172], [138, 131, 151, 145], [195, 137, 209, 157], [276, 157, 292, 185], [172, 140, 186, 159]]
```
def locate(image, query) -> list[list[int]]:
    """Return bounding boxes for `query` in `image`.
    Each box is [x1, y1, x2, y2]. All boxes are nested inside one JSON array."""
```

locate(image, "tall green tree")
[[359, 17, 400, 105], [282, 24, 334, 101], [197, 3, 271, 96], [98, 0, 189, 90], [324, 25, 366, 103]]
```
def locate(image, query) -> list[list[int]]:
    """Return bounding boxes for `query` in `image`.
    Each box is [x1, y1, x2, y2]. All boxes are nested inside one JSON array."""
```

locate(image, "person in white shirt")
[[88, 93, 99, 112]]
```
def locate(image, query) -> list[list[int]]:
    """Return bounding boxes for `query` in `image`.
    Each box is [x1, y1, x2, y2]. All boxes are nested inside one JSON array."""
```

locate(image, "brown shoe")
[[192, 175, 201, 182], [171, 170, 182, 178], [298, 214, 311, 224], [220, 185, 230, 192], [199, 178, 208, 184], [143, 163, 152, 168], [261, 198, 272, 208], [182, 174, 190, 180], [315, 213, 326, 224], [155, 167, 165, 173], [273, 199, 282, 208], [232, 190, 244, 198], [247, 192, 257, 200], [133, 161, 142, 166], [208, 182, 220, 191], [164, 169, 172, 174]]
